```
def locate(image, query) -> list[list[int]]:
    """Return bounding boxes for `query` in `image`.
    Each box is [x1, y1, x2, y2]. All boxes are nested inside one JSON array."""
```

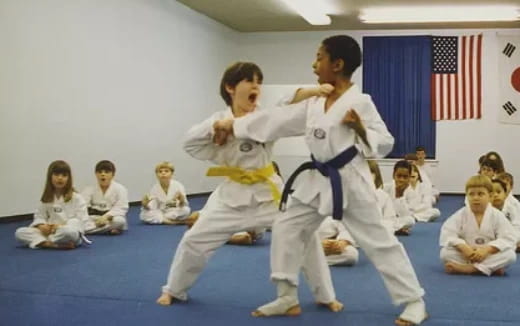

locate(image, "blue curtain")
[[362, 36, 435, 158]]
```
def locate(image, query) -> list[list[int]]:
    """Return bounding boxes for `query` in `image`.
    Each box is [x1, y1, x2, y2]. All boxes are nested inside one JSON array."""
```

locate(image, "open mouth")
[[248, 93, 258, 103]]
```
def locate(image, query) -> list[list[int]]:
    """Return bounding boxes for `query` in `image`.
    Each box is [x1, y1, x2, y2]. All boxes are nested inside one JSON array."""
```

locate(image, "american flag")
[[431, 34, 482, 120]]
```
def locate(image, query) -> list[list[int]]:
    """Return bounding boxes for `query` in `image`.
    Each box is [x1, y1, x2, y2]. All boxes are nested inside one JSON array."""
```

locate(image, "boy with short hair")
[[140, 161, 191, 225], [82, 160, 129, 235], [439, 175, 516, 276]]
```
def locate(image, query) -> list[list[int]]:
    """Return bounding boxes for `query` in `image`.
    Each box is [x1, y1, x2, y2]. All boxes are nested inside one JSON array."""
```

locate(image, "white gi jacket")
[[30, 193, 88, 233], [440, 204, 516, 251], [383, 182, 420, 218], [234, 84, 393, 216], [81, 181, 129, 230], [144, 180, 189, 212], [183, 109, 283, 208]]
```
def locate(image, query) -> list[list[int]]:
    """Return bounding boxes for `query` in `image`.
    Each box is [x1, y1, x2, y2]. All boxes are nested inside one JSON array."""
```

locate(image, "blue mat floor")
[[1, 195, 519, 326]]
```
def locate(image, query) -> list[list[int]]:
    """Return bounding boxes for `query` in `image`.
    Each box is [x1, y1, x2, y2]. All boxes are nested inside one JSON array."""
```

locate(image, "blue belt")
[[280, 146, 358, 220]]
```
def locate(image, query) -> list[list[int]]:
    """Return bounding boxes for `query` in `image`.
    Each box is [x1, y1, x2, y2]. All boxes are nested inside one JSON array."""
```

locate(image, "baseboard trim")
[[1, 192, 212, 223]]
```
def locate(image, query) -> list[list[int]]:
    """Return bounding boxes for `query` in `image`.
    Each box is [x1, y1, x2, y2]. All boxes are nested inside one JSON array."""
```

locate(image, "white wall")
[[0, 0, 238, 216], [240, 29, 520, 195], [1, 2, 519, 217]]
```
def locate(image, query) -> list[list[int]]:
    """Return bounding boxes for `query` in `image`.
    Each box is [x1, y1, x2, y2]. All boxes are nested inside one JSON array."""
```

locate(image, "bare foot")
[[37, 241, 57, 249], [185, 212, 200, 228], [444, 262, 479, 275], [57, 241, 76, 250], [317, 299, 344, 312], [228, 233, 253, 245], [492, 268, 505, 276], [395, 228, 411, 236], [109, 229, 122, 235], [156, 293, 173, 306], [251, 305, 301, 317]]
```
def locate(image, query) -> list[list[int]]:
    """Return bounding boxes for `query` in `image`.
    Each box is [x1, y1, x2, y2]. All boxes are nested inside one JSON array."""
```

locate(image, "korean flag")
[[498, 35, 520, 124]]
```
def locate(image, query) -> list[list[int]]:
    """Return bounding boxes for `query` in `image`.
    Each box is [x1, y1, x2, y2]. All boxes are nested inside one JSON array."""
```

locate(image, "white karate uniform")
[[161, 109, 336, 303], [140, 180, 191, 224], [383, 182, 417, 229], [317, 216, 359, 266], [439, 205, 517, 276], [502, 200, 520, 245], [81, 181, 129, 234], [234, 84, 425, 305], [15, 193, 88, 248], [416, 163, 439, 200], [410, 182, 441, 222], [375, 188, 403, 233]]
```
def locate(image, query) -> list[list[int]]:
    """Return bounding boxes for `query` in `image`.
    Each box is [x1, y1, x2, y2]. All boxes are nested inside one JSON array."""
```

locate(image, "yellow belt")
[[206, 163, 281, 204]]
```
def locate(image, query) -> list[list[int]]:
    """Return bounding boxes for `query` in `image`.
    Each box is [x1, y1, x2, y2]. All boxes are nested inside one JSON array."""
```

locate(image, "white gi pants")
[[440, 247, 517, 276], [414, 208, 441, 222], [161, 199, 335, 303], [271, 193, 425, 305], [140, 206, 191, 224], [85, 215, 127, 234], [326, 245, 359, 266], [15, 225, 82, 249]]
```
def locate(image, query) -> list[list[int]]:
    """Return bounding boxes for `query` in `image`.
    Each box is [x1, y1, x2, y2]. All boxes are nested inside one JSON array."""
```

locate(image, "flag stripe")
[[431, 34, 482, 120]]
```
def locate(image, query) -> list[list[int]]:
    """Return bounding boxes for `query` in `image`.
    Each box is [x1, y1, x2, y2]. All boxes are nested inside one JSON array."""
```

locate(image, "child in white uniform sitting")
[[409, 165, 441, 222], [490, 178, 520, 252], [318, 216, 359, 266], [440, 175, 516, 276], [15, 160, 88, 249], [140, 162, 191, 225], [82, 160, 129, 235], [383, 160, 417, 235]]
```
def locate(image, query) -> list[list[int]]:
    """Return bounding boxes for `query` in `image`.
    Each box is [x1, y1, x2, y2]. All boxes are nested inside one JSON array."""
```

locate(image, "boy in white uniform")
[[383, 160, 418, 234], [215, 35, 427, 326], [156, 62, 342, 313], [140, 161, 191, 224], [15, 160, 88, 249], [82, 160, 129, 235], [440, 175, 516, 275]]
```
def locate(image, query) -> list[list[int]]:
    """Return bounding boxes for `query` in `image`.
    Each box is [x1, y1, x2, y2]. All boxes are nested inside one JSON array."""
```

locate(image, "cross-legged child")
[[318, 216, 359, 266], [440, 175, 516, 276], [215, 35, 427, 326], [15, 160, 88, 249], [140, 161, 191, 225], [156, 62, 342, 313], [82, 160, 129, 235]]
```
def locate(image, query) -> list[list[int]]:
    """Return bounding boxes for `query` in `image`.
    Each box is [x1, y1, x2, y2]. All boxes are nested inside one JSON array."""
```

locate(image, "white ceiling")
[[176, 0, 520, 32]]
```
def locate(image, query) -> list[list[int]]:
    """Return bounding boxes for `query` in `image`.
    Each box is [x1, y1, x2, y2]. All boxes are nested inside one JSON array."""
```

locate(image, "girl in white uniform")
[[440, 175, 516, 276], [216, 36, 427, 326], [409, 165, 441, 222], [140, 162, 191, 224], [15, 160, 88, 249], [383, 161, 418, 235], [156, 62, 341, 312], [82, 160, 129, 235]]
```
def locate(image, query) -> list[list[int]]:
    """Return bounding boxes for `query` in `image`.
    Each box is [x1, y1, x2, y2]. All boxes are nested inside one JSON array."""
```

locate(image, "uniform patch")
[[313, 128, 326, 139], [99, 203, 107, 209], [475, 238, 486, 245], [53, 207, 63, 213], [239, 142, 253, 152], [166, 201, 177, 208], [506, 212, 511, 220]]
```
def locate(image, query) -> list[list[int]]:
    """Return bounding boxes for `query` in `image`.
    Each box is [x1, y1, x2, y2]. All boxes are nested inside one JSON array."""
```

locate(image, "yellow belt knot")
[[206, 163, 281, 204]]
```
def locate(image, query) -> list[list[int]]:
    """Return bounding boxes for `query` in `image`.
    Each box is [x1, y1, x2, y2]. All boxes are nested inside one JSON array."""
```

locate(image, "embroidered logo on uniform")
[[506, 212, 511, 220], [99, 203, 107, 209], [313, 128, 326, 139], [53, 207, 63, 213], [166, 201, 177, 208], [475, 238, 485, 245], [239, 142, 253, 152]]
